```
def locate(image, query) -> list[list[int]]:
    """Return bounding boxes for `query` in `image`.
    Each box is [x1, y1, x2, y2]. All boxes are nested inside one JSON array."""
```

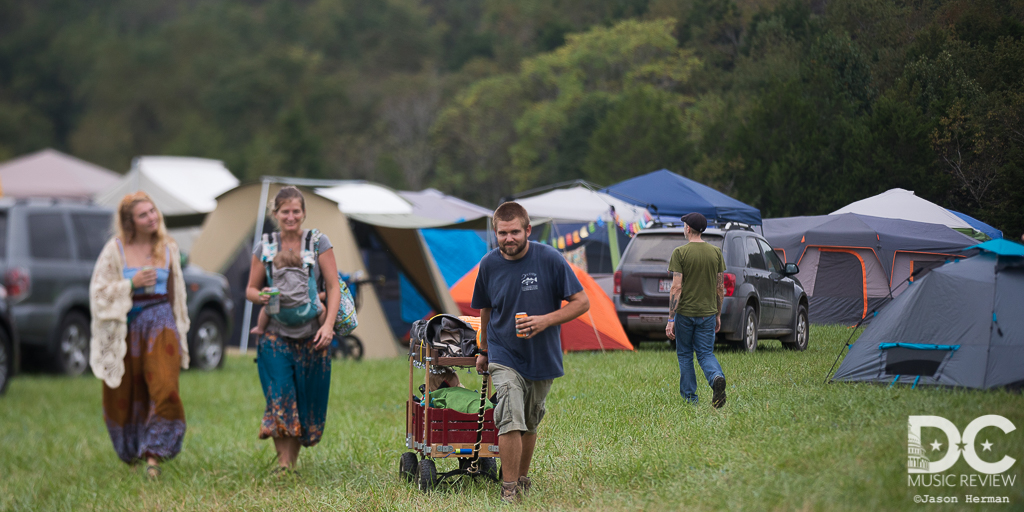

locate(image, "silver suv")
[[613, 225, 809, 352], [0, 199, 233, 374]]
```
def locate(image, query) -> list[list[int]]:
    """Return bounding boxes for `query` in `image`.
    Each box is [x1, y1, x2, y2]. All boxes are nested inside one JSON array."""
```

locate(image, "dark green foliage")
[[0, 0, 1021, 237], [582, 87, 695, 185]]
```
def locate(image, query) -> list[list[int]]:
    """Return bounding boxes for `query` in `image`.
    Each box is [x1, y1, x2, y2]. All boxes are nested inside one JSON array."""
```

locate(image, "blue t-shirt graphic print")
[[471, 242, 584, 380]]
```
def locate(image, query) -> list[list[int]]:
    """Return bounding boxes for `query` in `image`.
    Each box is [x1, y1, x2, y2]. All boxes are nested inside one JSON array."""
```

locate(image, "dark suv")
[[0, 199, 233, 375], [0, 285, 18, 394], [613, 224, 809, 352]]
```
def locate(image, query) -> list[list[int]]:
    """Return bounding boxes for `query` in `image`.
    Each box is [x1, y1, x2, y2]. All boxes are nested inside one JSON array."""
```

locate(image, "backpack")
[[260, 230, 320, 326]]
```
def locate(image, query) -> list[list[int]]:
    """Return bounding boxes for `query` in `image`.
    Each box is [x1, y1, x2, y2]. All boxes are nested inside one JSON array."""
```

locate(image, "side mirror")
[[784, 262, 799, 276]]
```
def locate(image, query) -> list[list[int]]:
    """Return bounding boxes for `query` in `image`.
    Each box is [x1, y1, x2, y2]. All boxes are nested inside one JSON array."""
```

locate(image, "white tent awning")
[[96, 156, 239, 215], [516, 186, 649, 224], [830, 188, 972, 230]]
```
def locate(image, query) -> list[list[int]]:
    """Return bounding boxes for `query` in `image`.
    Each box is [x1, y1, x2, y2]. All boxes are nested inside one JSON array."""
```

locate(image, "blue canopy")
[[602, 169, 761, 225], [948, 210, 1002, 240], [400, 229, 488, 322], [967, 239, 1024, 257]]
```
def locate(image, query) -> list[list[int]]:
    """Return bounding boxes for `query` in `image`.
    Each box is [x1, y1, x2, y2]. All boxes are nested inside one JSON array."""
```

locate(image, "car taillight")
[[613, 270, 622, 295], [5, 267, 30, 302], [723, 272, 735, 297]]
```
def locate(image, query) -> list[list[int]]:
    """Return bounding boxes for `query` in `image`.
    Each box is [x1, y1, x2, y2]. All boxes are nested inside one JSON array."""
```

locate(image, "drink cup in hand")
[[141, 266, 156, 294], [263, 287, 281, 314]]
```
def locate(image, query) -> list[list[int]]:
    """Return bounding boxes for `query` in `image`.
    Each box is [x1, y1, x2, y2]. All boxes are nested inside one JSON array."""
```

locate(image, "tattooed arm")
[[666, 272, 682, 339], [716, 272, 725, 332]]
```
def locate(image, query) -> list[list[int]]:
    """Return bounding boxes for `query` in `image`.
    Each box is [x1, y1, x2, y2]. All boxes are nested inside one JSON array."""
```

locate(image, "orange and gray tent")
[[762, 214, 976, 325], [450, 261, 633, 352], [832, 240, 1024, 389]]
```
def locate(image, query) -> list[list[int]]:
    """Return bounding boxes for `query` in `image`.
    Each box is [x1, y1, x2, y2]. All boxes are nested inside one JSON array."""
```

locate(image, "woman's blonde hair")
[[115, 191, 170, 264]]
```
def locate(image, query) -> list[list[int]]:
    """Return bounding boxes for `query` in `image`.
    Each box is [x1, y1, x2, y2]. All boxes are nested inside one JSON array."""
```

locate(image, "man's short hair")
[[493, 201, 530, 230]]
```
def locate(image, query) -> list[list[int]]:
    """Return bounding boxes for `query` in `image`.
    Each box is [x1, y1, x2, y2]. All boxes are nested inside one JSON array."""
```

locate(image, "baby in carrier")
[[251, 248, 328, 335]]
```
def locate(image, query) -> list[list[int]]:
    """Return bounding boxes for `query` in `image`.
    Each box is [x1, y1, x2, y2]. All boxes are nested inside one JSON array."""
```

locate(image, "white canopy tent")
[[97, 156, 240, 216], [515, 185, 649, 224], [830, 188, 973, 230]]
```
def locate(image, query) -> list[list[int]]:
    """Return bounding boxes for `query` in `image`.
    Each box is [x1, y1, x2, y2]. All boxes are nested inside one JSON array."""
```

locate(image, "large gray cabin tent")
[[831, 239, 1024, 389], [762, 214, 976, 324]]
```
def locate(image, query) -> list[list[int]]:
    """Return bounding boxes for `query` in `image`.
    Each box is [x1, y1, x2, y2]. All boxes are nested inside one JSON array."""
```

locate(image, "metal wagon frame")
[[399, 336, 501, 492]]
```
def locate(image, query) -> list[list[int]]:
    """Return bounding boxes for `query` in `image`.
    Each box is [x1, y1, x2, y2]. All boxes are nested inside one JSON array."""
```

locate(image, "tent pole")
[[240, 178, 272, 353]]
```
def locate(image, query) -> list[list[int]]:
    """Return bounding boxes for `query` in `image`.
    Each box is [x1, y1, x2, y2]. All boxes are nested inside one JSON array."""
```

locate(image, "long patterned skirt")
[[257, 331, 331, 447], [102, 297, 186, 464]]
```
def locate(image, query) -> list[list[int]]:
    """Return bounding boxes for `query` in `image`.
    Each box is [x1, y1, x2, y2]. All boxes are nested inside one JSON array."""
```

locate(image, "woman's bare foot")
[[145, 457, 160, 480]]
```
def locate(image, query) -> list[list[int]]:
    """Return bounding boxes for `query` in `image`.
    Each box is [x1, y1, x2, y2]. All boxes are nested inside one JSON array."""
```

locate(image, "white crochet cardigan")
[[89, 238, 191, 388]]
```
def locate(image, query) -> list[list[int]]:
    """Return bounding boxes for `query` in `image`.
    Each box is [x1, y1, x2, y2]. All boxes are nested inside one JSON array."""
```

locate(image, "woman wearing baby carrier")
[[246, 186, 341, 475]]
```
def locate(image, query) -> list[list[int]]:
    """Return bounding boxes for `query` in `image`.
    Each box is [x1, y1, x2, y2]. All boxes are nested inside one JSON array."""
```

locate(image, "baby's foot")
[[250, 326, 265, 335]]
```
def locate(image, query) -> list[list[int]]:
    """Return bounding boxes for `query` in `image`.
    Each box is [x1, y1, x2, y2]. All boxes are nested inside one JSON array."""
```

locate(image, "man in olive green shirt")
[[665, 213, 727, 407]]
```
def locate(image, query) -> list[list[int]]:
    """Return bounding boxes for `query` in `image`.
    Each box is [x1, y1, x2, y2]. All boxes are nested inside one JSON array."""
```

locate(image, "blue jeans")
[[674, 314, 724, 404]]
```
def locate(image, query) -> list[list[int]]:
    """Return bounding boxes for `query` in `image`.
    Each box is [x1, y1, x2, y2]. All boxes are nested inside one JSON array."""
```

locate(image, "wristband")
[[666, 319, 674, 323], [478, 350, 488, 356]]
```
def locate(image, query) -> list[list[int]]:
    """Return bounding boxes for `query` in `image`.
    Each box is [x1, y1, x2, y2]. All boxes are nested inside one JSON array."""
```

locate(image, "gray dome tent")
[[762, 214, 977, 325], [831, 240, 1024, 389]]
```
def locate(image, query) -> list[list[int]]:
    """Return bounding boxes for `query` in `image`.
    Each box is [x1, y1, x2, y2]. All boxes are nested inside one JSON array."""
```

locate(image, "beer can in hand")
[[516, 312, 528, 338], [264, 288, 281, 314]]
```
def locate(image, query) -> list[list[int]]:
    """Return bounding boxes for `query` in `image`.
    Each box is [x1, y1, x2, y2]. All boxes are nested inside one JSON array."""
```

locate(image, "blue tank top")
[[118, 240, 171, 295]]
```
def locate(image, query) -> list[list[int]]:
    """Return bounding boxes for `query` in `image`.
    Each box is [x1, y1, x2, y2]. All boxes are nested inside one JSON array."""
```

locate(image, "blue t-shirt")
[[471, 242, 584, 380]]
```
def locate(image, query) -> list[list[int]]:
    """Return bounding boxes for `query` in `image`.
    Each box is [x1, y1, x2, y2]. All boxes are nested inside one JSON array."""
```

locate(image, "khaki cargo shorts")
[[488, 363, 553, 435]]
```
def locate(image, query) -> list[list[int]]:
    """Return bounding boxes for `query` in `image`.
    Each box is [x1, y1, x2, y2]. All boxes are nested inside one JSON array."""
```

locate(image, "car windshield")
[[624, 233, 724, 265]]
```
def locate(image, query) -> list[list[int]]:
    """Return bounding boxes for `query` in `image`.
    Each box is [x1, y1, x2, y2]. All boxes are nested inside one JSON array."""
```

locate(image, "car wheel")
[[739, 305, 758, 353], [781, 304, 809, 351], [418, 458, 437, 492], [189, 309, 225, 370], [55, 311, 90, 376], [0, 329, 10, 394], [399, 452, 417, 482]]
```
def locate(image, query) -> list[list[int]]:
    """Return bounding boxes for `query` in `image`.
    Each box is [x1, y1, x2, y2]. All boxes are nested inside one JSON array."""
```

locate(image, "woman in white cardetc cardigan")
[[89, 191, 190, 480]]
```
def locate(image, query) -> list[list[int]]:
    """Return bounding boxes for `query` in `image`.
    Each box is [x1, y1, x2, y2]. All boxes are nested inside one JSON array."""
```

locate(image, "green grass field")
[[2, 326, 1022, 511]]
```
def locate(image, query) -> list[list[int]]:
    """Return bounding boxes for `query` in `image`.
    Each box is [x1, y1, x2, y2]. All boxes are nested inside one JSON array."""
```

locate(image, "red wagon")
[[400, 316, 501, 492]]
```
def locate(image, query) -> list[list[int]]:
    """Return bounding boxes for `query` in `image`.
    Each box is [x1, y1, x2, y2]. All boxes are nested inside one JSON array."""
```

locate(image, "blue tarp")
[[602, 169, 762, 225], [967, 239, 1024, 257], [400, 229, 488, 322], [948, 210, 1003, 239]]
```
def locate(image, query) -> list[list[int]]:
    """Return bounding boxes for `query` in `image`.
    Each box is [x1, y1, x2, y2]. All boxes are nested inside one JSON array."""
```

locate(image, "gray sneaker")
[[518, 475, 532, 496], [500, 480, 521, 504]]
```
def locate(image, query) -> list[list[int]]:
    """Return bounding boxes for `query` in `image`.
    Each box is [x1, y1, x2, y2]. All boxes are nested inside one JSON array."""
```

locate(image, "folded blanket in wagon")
[[428, 387, 494, 414]]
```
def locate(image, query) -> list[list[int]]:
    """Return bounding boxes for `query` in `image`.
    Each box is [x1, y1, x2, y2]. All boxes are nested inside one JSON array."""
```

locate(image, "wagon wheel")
[[418, 459, 437, 492], [399, 452, 417, 482], [479, 457, 499, 480]]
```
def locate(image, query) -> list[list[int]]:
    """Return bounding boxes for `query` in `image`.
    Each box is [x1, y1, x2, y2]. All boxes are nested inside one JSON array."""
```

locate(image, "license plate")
[[640, 315, 668, 323], [658, 279, 672, 293]]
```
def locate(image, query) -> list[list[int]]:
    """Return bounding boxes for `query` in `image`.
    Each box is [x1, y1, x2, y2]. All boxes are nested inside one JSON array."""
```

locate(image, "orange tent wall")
[[450, 262, 632, 352]]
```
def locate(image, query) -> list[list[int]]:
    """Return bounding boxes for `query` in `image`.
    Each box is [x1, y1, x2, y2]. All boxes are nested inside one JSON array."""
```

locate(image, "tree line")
[[0, 0, 1021, 236]]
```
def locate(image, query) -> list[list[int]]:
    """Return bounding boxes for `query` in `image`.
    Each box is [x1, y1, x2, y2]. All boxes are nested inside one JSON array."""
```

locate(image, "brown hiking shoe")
[[518, 475, 532, 496], [712, 376, 727, 409], [500, 480, 521, 504]]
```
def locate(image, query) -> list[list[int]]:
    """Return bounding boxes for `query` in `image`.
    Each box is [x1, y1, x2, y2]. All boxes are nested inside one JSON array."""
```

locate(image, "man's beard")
[[500, 239, 527, 257]]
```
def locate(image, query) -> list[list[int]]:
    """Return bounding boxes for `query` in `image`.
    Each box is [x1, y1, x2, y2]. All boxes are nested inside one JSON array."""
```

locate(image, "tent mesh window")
[[882, 346, 952, 377], [909, 259, 945, 281]]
